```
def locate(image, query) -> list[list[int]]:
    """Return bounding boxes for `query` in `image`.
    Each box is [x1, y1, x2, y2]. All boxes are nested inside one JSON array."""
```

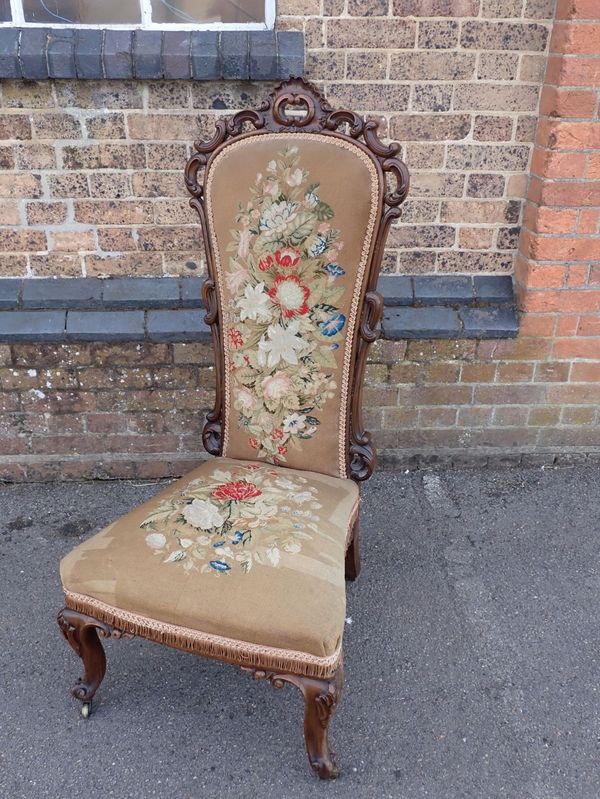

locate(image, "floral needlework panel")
[[60, 459, 359, 657], [206, 134, 381, 479]]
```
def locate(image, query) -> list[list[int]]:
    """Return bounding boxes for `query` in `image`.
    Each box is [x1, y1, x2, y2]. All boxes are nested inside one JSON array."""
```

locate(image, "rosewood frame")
[[57, 78, 408, 780]]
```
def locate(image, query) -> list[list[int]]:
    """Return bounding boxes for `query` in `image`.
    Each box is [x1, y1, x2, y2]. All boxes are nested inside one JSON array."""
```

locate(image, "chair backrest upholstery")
[[185, 78, 409, 483]]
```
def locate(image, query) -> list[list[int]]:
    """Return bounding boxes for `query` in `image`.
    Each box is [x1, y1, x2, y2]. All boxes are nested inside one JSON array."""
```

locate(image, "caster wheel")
[[81, 702, 92, 719]]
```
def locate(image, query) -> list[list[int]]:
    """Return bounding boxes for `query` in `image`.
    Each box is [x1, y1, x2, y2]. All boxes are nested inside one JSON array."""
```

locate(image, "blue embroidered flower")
[[330, 343, 340, 351], [213, 540, 226, 548], [308, 236, 328, 257], [325, 263, 345, 278], [321, 313, 346, 337], [231, 531, 244, 545], [209, 560, 231, 572]]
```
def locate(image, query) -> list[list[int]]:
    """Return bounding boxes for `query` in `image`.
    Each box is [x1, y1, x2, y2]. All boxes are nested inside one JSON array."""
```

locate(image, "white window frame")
[[2, 0, 275, 29]]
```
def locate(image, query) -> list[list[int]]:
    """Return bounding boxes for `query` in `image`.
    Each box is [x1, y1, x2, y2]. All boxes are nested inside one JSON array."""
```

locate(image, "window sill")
[[0, 28, 303, 80], [0, 276, 518, 342]]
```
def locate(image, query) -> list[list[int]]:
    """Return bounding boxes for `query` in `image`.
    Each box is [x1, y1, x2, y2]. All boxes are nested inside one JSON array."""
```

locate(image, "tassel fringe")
[[64, 589, 342, 679]]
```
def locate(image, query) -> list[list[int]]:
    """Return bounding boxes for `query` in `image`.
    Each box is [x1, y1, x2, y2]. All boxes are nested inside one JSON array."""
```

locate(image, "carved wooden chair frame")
[[57, 77, 409, 780]]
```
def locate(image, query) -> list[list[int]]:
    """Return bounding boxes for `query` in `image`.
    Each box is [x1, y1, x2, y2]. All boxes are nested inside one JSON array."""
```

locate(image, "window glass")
[[22, 0, 141, 24], [0, 0, 11, 21], [150, 0, 265, 24]]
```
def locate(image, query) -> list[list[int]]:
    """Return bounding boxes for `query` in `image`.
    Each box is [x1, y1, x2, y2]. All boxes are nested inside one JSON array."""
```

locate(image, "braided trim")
[[63, 589, 343, 679], [205, 133, 381, 479]]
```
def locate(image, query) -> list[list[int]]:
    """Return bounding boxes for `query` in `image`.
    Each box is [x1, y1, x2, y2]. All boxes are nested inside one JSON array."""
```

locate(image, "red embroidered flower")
[[212, 481, 262, 501], [228, 328, 244, 348], [271, 427, 284, 441], [249, 437, 259, 450], [275, 247, 300, 268], [277, 445, 288, 455], [243, 355, 251, 366], [268, 273, 310, 319], [245, 464, 260, 470], [258, 254, 274, 272]]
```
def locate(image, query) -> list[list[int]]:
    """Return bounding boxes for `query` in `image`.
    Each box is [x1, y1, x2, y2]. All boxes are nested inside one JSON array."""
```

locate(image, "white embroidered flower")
[[259, 200, 298, 238], [180, 538, 194, 549], [234, 386, 257, 414], [284, 542, 301, 554], [282, 412, 307, 434], [145, 532, 166, 550], [286, 168, 303, 187], [267, 159, 277, 172], [183, 498, 224, 530], [261, 370, 294, 401], [275, 478, 297, 490], [257, 320, 306, 367], [293, 491, 313, 504], [236, 282, 272, 322], [211, 469, 232, 482]]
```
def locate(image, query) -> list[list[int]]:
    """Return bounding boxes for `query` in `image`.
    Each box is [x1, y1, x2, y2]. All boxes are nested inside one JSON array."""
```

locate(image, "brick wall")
[[1, 0, 600, 481], [0, 1, 556, 279]]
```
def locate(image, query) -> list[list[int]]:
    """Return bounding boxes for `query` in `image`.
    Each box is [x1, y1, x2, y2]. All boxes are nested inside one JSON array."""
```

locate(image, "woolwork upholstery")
[[61, 458, 359, 677], [205, 134, 381, 479]]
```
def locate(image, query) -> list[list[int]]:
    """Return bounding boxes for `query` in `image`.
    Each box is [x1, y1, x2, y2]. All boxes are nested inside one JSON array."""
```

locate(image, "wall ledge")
[[0, 275, 518, 343]]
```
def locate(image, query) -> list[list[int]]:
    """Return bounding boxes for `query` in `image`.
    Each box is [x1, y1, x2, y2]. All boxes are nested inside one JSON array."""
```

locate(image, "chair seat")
[[60, 458, 359, 677]]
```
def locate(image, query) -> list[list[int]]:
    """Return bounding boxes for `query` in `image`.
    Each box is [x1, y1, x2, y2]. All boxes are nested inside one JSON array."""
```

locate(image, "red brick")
[[495, 362, 535, 383], [550, 22, 600, 55], [518, 314, 556, 337], [556, 0, 600, 19], [530, 148, 586, 179], [556, 314, 580, 336], [523, 290, 600, 313], [538, 86, 598, 118], [549, 55, 600, 87], [523, 206, 578, 234], [588, 153, 600, 179], [552, 338, 600, 359], [577, 209, 600, 233], [571, 363, 600, 381], [522, 232, 600, 263], [577, 315, 600, 335], [538, 181, 600, 207]]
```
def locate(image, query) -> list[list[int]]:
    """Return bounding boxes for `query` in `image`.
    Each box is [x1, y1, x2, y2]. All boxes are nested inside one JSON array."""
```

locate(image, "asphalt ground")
[[1, 464, 600, 799]]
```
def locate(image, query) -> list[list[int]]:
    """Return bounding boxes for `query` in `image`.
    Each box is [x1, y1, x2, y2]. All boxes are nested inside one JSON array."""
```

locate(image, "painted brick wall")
[[0, 1, 556, 280]]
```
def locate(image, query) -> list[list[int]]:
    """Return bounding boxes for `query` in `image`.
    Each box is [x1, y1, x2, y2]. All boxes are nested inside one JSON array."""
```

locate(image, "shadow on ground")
[[1, 464, 600, 799]]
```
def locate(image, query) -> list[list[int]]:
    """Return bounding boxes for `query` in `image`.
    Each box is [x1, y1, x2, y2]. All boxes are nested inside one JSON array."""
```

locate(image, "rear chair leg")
[[57, 607, 113, 718], [345, 517, 361, 581]]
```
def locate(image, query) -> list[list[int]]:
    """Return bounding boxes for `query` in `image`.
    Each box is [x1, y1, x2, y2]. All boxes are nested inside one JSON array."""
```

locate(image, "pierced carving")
[[184, 76, 409, 479], [246, 663, 344, 780]]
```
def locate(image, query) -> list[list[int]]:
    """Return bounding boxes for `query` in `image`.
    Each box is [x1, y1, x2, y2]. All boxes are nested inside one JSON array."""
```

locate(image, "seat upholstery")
[[61, 458, 359, 677]]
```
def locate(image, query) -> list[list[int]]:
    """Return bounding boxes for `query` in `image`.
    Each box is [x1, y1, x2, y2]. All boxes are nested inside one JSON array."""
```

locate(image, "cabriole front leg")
[[57, 607, 115, 718], [249, 662, 344, 780]]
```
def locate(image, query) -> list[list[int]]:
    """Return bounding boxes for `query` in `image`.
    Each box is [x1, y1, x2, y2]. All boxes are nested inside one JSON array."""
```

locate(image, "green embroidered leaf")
[[315, 201, 334, 221], [305, 416, 321, 426], [288, 213, 314, 246]]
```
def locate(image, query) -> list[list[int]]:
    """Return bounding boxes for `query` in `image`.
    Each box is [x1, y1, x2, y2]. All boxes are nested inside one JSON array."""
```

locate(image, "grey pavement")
[[1, 464, 600, 799]]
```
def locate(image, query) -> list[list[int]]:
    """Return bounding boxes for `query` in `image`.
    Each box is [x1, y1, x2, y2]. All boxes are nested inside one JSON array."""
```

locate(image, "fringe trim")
[[63, 589, 343, 679]]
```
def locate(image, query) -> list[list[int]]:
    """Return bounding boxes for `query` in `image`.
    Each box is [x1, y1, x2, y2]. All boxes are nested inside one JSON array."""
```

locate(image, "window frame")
[[1, 0, 275, 29]]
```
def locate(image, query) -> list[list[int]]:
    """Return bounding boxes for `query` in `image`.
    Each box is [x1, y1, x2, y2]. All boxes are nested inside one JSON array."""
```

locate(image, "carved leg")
[[299, 664, 343, 779], [248, 662, 344, 780], [345, 517, 361, 581], [57, 607, 111, 717]]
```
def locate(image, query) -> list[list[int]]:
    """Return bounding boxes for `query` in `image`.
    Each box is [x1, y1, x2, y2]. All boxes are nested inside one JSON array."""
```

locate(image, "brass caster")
[[81, 701, 92, 719]]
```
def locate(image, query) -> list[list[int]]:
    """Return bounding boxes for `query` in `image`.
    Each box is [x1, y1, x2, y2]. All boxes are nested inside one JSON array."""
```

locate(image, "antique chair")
[[57, 77, 409, 780]]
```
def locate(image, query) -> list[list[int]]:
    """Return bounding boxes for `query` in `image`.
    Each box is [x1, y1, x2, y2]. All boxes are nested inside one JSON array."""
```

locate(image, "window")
[[0, 0, 274, 28]]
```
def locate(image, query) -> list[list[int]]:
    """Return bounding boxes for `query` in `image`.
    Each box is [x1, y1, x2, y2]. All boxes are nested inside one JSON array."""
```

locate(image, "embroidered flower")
[[259, 200, 298, 239], [268, 273, 310, 319], [145, 532, 166, 550], [282, 413, 306, 434], [321, 313, 346, 337], [237, 228, 251, 259], [236, 282, 272, 323], [257, 320, 307, 368], [261, 371, 294, 402], [286, 168, 303, 187], [234, 386, 257, 414], [183, 498, 225, 530], [212, 481, 262, 501], [258, 254, 275, 272], [229, 328, 244, 348], [275, 247, 300, 268]]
